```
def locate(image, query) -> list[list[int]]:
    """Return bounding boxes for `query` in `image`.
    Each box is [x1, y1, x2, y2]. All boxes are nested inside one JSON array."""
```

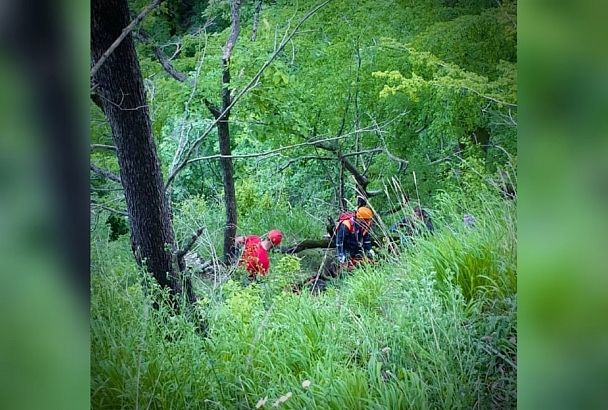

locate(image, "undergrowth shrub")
[[419, 188, 517, 302]]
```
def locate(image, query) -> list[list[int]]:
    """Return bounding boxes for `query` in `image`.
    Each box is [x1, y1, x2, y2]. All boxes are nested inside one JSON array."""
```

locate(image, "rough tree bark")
[[91, 0, 195, 304], [205, 0, 241, 264]]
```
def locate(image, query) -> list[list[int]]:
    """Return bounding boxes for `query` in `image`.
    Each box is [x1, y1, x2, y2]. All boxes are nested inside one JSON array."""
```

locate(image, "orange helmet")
[[267, 229, 283, 246], [356, 207, 373, 220]]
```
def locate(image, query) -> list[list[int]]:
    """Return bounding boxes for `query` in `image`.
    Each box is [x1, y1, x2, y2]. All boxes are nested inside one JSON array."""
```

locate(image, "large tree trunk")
[[91, 0, 194, 303]]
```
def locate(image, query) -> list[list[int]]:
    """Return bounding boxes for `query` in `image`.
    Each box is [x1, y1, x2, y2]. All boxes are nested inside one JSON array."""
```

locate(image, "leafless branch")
[[343, 148, 383, 157], [367, 114, 409, 171], [277, 148, 382, 172], [338, 161, 346, 210], [176, 227, 206, 259], [353, 41, 363, 169], [91, 0, 163, 78], [366, 189, 383, 196], [278, 155, 334, 171], [203, 98, 221, 118], [167, 35, 209, 183], [185, 114, 405, 164], [90, 164, 121, 183], [91, 202, 128, 216], [90, 144, 117, 152], [315, 141, 369, 194], [461, 85, 517, 107], [134, 29, 187, 82], [186, 134, 341, 163]]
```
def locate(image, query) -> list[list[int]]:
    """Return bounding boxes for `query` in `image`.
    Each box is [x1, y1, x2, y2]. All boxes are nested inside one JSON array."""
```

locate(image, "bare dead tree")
[[203, 0, 242, 264], [338, 161, 346, 211], [353, 41, 363, 169]]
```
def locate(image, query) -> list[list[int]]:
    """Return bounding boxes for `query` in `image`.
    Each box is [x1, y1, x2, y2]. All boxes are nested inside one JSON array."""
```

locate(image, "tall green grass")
[[91, 192, 516, 409], [413, 191, 517, 303]]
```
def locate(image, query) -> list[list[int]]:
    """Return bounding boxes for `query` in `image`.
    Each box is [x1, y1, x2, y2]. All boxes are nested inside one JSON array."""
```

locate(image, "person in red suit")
[[233, 229, 283, 279]]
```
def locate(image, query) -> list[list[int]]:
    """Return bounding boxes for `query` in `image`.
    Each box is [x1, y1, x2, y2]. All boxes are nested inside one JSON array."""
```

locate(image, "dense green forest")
[[91, 0, 517, 408]]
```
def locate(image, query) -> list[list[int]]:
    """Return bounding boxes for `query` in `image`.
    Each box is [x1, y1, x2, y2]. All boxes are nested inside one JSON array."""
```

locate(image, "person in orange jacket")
[[335, 206, 375, 269], [232, 229, 283, 279]]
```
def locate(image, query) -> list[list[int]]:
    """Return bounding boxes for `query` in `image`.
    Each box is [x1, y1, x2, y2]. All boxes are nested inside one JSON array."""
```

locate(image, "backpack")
[[335, 211, 356, 234]]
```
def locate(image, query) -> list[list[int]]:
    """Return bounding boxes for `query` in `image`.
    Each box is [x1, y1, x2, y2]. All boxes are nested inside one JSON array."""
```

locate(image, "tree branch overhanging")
[[184, 113, 407, 164], [91, 202, 128, 216], [91, 144, 117, 152], [133, 29, 187, 82], [164, 0, 332, 191], [278, 155, 335, 172], [177, 227, 206, 259], [277, 148, 382, 172], [314, 141, 372, 197]]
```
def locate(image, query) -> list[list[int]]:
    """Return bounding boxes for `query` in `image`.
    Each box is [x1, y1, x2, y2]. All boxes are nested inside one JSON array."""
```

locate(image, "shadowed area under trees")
[[91, 0, 517, 407]]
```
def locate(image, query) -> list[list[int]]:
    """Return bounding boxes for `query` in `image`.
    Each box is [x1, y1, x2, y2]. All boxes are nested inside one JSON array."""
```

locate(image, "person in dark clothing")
[[463, 213, 476, 228], [390, 206, 434, 238], [335, 206, 374, 269]]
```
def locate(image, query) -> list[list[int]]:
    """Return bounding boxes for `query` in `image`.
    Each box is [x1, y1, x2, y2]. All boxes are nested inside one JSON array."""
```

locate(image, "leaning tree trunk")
[[218, 68, 238, 265], [91, 0, 194, 303]]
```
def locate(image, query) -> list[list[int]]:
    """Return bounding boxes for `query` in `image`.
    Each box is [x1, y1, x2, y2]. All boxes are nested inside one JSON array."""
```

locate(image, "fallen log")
[[279, 235, 403, 254], [279, 239, 333, 254]]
